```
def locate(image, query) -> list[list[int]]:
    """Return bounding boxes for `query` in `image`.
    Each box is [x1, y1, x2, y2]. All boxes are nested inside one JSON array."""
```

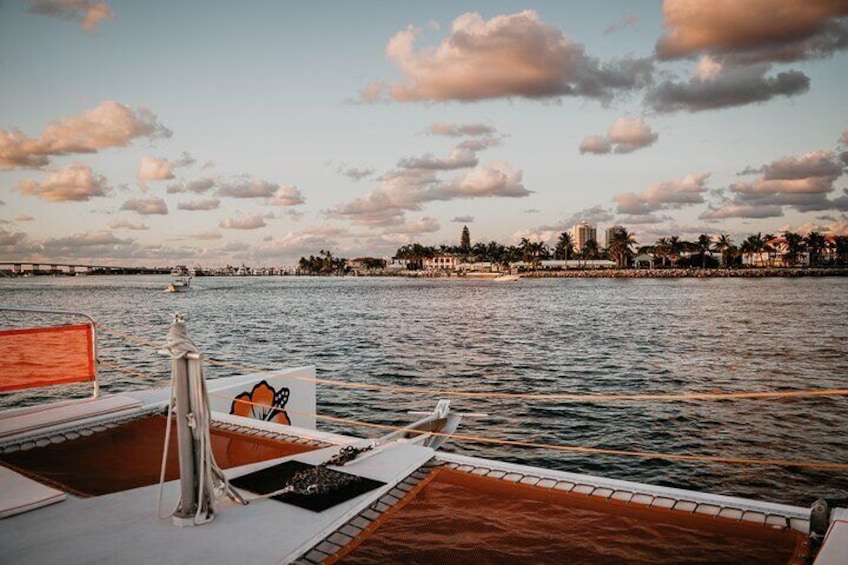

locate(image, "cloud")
[[187, 230, 222, 241], [42, 231, 134, 258], [27, 0, 114, 32], [329, 162, 530, 227], [220, 213, 268, 230], [215, 179, 304, 206], [398, 147, 478, 170], [539, 206, 615, 232], [618, 213, 673, 225], [217, 179, 278, 198], [614, 173, 711, 215], [0, 101, 171, 169], [366, 10, 652, 103], [167, 177, 216, 194], [177, 198, 220, 211], [107, 219, 149, 231], [700, 203, 785, 219], [578, 135, 611, 155], [137, 152, 194, 181], [0, 229, 34, 256], [383, 217, 441, 235], [120, 196, 168, 215], [270, 185, 306, 206], [646, 63, 809, 113], [604, 13, 638, 35], [427, 123, 497, 137], [451, 215, 475, 223], [656, 0, 848, 63], [702, 150, 846, 218], [337, 164, 374, 181], [580, 116, 659, 154], [16, 163, 110, 201], [15, 215, 35, 222], [840, 130, 848, 146]]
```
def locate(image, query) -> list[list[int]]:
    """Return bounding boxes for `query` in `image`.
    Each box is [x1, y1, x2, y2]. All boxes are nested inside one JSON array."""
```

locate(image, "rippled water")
[[2, 275, 847, 508]]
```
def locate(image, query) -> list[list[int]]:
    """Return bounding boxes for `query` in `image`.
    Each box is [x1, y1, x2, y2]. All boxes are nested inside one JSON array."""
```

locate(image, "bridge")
[[0, 261, 171, 276]]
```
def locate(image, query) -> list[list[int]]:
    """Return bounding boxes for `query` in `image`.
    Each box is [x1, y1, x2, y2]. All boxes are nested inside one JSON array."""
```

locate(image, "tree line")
[[299, 229, 848, 273]]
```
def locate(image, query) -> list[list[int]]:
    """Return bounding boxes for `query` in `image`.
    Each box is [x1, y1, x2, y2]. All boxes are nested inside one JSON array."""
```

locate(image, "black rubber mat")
[[231, 460, 386, 512]]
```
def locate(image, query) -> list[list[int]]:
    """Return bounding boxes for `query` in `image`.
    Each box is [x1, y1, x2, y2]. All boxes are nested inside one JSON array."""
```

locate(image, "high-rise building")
[[573, 221, 597, 251], [605, 225, 625, 248]]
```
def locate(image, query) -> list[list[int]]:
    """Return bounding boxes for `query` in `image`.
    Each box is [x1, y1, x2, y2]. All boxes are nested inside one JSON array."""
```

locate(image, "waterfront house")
[[423, 254, 459, 272]]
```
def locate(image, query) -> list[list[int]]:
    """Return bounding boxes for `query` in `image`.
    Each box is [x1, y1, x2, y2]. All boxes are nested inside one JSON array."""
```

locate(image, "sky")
[[1, 0, 847, 267]]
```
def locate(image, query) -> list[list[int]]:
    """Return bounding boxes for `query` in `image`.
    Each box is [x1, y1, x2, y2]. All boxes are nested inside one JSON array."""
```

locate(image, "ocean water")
[[2, 275, 847, 508]]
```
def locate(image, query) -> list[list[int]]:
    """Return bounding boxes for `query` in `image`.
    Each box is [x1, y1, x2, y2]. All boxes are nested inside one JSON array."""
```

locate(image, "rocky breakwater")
[[524, 267, 848, 279]]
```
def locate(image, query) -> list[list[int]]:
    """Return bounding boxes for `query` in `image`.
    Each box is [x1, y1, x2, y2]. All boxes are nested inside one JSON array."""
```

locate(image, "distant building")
[[605, 225, 625, 248], [573, 221, 597, 251], [423, 254, 459, 271]]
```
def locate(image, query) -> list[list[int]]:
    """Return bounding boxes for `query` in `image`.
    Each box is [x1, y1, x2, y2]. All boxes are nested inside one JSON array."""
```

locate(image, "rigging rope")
[[98, 358, 848, 471], [98, 324, 848, 403], [205, 392, 848, 472]]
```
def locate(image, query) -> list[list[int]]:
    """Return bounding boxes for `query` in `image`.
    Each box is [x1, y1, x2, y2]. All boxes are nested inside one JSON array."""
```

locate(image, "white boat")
[[494, 273, 521, 282], [165, 277, 191, 293], [0, 306, 845, 564]]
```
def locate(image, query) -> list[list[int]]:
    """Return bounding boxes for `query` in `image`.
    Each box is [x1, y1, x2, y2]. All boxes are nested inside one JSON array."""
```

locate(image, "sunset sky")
[[2, 0, 847, 266]]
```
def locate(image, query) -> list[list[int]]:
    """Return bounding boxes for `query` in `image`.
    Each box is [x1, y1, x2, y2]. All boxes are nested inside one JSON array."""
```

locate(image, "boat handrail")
[[0, 305, 100, 398]]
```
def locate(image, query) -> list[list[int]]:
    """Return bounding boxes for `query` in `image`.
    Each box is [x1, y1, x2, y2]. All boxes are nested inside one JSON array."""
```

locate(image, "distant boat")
[[164, 277, 190, 293], [494, 274, 521, 282]]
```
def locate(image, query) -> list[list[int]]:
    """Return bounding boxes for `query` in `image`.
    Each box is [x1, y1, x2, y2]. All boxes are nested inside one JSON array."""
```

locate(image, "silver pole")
[[172, 350, 198, 525]]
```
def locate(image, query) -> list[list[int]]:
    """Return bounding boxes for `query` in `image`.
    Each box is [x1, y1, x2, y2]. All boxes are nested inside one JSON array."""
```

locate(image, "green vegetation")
[[299, 228, 848, 274]]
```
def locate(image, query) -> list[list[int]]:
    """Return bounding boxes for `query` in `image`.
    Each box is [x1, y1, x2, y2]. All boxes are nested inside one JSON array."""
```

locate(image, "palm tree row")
[[395, 229, 848, 270]]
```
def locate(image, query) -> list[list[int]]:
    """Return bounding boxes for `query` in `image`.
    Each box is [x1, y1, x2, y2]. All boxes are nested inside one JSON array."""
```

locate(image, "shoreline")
[[518, 267, 848, 278]]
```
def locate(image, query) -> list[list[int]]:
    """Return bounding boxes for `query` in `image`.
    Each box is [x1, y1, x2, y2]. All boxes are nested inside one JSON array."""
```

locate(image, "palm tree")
[[654, 238, 671, 267], [554, 232, 574, 261], [696, 234, 712, 268], [804, 232, 826, 266], [782, 231, 804, 266], [669, 236, 684, 267], [608, 229, 637, 268], [741, 233, 768, 266], [712, 233, 733, 268], [582, 239, 599, 263]]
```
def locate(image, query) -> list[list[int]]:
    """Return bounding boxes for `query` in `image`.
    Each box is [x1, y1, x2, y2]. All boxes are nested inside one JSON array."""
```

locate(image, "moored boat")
[[165, 277, 191, 293]]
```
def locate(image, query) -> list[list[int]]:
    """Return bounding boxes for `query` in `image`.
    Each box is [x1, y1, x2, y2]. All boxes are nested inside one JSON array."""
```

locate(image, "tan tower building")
[[573, 221, 597, 251]]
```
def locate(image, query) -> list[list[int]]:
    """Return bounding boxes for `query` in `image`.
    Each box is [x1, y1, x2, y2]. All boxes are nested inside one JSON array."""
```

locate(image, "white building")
[[573, 221, 597, 251], [423, 254, 459, 271]]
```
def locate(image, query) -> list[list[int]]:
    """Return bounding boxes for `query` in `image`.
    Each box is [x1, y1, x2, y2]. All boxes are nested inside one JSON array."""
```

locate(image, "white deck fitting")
[[814, 519, 848, 565], [0, 395, 142, 441], [0, 440, 434, 564], [0, 466, 66, 518]]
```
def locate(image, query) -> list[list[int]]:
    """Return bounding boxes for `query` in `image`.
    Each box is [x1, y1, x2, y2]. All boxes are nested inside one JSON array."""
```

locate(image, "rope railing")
[[98, 324, 848, 404], [205, 392, 848, 472], [97, 348, 848, 471]]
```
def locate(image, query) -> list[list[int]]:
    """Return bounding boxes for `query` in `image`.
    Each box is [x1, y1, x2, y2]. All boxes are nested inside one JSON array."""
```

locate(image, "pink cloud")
[[370, 10, 651, 103], [16, 163, 110, 202], [614, 173, 710, 215], [27, 0, 114, 32], [579, 135, 612, 155], [270, 185, 305, 206], [107, 219, 149, 231], [656, 0, 848, 63], [580, 117, 658, 154], [137, 153, 194, 181], [177, 198, 220, 211], [220, 213, 267, 230], [120, 196, 168, 215], [0, 101, 171, 169]]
